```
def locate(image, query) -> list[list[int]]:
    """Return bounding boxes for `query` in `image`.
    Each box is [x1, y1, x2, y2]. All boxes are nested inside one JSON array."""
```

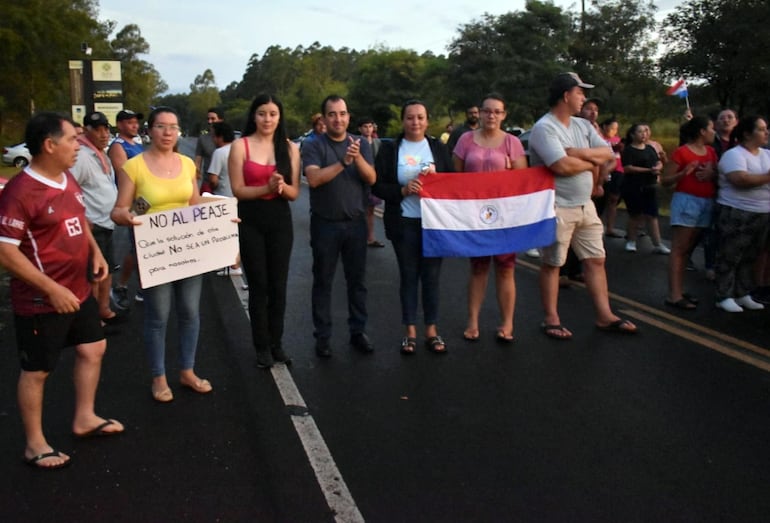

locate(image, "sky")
[[97, 0, 681, 95]]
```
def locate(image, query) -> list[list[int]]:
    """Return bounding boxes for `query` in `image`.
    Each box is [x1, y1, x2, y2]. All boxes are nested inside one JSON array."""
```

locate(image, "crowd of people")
[[1, 72, 768, 469]]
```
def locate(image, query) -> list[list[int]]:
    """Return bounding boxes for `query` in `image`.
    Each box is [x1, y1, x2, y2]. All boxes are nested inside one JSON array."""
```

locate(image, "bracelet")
[[340, 159, 350, 168]]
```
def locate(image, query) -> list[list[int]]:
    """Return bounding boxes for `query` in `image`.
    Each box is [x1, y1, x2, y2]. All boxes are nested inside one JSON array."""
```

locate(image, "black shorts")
[[622, 183, 659, 218], [90, 225, 114, 279], [14, 295, 104, 372]]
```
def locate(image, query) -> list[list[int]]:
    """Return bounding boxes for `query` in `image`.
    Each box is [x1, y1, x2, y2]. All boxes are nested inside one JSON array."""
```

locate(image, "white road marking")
[[230, 274, 365, 523]]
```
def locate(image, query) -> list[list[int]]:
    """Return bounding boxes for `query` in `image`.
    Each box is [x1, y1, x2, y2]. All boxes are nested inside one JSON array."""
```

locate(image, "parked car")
[[2, 142, 31, 167]]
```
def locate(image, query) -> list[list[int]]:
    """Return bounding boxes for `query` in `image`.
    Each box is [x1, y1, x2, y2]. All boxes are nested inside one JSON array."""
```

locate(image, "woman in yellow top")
[[111, 106, 210, 403]]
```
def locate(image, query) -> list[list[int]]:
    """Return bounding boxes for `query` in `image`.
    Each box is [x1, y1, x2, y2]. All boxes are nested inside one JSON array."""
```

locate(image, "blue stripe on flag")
[[422, 218, 556, 258]]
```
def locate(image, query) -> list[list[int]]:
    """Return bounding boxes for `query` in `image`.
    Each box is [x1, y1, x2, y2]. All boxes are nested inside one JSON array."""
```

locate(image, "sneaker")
[[525, 248, 541, 258], [135, 290, 144, 303], [111, 286, 130, 310], [652, 244, 671, 255], [716, 298, 743, 312], [735, 295, 765, 310], [624, 241, 637, 252], [241, 283, 249, 291]]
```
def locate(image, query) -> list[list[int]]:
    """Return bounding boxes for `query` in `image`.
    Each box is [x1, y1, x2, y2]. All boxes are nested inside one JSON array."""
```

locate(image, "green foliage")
[[110, 24, 167, 114], [4, 0, 767, 146], [660, 0, 770, 115], [187, 69, 222, 135], [0, 0, 107, 132], [446, 1, 573, 126], [570, 0, 662, 120]]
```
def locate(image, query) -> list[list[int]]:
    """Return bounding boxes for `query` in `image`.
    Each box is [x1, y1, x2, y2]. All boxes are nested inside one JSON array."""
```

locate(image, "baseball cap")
[[84, 111, 110, 128], [117, 109, 144, 121], [549, 72, 595, 100]]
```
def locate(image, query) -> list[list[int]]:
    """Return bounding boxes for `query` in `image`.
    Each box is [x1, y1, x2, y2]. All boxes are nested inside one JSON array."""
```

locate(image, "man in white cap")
[[529, 72, 637, 340]]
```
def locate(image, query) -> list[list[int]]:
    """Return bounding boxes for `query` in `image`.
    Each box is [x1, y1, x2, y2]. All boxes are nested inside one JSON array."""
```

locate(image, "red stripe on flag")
[[666, 79, 685, 95], [419, 166, 554, 200]]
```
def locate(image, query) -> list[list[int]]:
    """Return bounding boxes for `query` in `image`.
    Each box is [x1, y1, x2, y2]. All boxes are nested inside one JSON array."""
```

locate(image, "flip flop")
[[682, 292, 699, 304], [596, 318, 638, 334], [24, 450, 71, 470], [425, 336, 447, 354], [400, 337, 417, 355], [496, 329, 515, 344], [73, 419, 124, 438], [541, 323, 572, 340], [664, 298, 696, 310], [462, 329, 479, 342], [180, 378, 213, 394]]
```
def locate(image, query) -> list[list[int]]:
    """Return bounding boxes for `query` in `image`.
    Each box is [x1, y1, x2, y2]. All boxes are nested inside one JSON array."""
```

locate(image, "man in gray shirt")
[[302, 95, 376, 357], [529, 73, 637, 339], [70, 112, 121, 324]]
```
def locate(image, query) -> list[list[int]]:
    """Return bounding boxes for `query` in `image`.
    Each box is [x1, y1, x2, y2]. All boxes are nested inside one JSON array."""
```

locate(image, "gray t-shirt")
[[70, 146, 117, 229], [301, 133, 373, 221], [195, 134, 216, 175], [529, 112, 607, 207]]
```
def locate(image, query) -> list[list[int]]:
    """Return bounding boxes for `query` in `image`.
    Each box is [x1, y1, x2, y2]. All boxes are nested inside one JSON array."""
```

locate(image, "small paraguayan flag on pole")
[[419, 166, 557, 258], [667, 78, 688, 98]]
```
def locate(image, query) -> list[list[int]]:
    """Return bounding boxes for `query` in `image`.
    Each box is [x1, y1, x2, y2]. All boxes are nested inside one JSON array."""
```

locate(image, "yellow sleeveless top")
[[123, 153, 196, 213]]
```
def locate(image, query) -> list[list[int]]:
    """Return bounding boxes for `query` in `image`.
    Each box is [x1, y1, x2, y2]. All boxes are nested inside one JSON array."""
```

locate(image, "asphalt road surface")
[[1, 142, 769, 522]]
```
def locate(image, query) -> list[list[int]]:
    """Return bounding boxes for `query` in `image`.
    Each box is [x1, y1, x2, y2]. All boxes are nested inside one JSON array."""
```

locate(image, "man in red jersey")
[[0, 113, 124, 470]]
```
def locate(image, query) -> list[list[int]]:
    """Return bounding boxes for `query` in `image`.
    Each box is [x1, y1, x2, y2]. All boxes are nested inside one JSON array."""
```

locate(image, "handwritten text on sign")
[[133, 197, 239, 288]]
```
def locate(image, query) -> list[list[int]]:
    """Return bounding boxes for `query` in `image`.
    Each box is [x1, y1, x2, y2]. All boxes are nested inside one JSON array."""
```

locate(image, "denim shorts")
[[670, 192, 715, 228]]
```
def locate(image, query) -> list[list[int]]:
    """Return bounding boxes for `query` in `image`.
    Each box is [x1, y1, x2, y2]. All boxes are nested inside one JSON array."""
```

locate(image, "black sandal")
[[664, 298, 696, 310], [425, 335, 447, 354], [400, 337, 417, 355]]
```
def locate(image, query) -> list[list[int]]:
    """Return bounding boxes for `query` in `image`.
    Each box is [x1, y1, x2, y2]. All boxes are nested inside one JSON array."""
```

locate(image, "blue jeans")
[[142, 275, 202, 377], [310, 215, 368, 340], [392, 217, 442, 326]]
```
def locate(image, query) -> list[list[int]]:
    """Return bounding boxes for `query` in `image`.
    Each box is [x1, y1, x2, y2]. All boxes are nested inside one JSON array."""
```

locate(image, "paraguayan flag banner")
[[419, 166, 556, 258]]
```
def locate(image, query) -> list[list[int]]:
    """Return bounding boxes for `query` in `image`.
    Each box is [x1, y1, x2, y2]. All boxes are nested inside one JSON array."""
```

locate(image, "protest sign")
[[133, 197, 239, 288]]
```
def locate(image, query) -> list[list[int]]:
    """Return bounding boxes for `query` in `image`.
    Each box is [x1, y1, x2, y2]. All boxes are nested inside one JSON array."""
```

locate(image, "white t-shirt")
[[717, 145, 770, 213]]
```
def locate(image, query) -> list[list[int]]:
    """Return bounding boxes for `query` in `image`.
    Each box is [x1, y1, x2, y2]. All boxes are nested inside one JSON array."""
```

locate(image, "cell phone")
[[131, 196, 152, 215]]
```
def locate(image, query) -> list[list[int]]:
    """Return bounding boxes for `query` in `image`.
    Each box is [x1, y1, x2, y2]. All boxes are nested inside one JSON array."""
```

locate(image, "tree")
[[188, 69, 221, 135], [347, 48, 432, 135], [110, 24, 167, 114], [447, 1, 573, 125], [0, 0, 110, 137], [660, 0, 770, 115], [570, 0, 661, 121]]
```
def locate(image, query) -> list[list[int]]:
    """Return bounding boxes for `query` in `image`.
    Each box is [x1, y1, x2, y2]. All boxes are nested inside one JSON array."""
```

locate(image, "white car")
[[2, 142, 31, 167]]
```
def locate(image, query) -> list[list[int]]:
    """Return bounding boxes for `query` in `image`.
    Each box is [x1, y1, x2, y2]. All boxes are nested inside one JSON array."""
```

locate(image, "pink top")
[[242, 137, 278, 200], [453, 131, 525, 172]]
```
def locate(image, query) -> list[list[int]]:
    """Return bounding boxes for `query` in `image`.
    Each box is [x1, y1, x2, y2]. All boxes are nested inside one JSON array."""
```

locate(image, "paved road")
[[1, 143, 769, 521]]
